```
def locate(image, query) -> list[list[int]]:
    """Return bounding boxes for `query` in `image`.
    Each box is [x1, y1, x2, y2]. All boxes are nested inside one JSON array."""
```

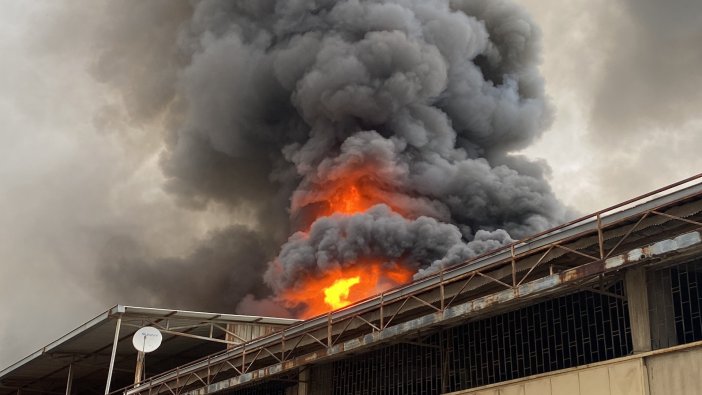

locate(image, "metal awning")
[[0, 305, 300, 394]]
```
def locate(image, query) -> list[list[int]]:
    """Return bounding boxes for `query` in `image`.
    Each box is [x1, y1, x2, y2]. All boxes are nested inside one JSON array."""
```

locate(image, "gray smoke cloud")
[[83, 0, 568, 314], [589, 0, 702, 140], [0, 0, 566, 332], [86, 0, 567, 311], [514, 0, 702, 212], [266, 205, 511, 292], [4, 0, 700, 368], [100, 226, 278, 313]]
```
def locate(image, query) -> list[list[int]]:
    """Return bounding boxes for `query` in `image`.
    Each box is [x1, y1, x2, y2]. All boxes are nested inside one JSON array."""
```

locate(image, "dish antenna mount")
[[132, 326, 162, 384], [132, 326, 162, 353]]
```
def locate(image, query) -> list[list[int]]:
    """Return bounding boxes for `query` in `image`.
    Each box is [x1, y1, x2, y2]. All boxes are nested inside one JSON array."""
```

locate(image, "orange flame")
[[281, 262, 412, 318], [330, 184, 363, 213], [283, 178, 413, 318], [322, 182, 376, 217], [324, 276, 361, 309]]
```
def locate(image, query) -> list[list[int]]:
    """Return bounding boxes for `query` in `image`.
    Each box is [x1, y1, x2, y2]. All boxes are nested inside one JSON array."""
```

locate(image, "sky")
[[0, 0, 700, 368]]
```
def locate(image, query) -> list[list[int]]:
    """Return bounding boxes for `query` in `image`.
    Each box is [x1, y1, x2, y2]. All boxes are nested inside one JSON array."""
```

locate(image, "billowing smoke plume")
[[93, 0, 567, 315]]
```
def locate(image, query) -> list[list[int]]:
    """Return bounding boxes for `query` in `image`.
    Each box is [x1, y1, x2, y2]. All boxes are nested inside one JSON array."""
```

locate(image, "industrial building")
[[2, 174, 702, 394]]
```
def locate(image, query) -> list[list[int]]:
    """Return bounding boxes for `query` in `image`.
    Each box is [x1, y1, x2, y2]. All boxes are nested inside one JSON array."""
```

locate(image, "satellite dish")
[[132, 326, 162, 353]]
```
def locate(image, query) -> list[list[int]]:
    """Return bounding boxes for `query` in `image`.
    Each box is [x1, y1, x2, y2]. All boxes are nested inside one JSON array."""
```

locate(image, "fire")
[[281, 261, 413, 318], [308, 178, 403, 218], [283, 178, 413, 318], [329, 184, 365, 214], [324, 276, 361, 309], [321, 182, 377, 217]]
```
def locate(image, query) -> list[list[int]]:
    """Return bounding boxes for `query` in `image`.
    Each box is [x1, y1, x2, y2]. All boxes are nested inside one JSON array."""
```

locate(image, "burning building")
[[3, 175, 702, 395], [91, 0, 567, 320], [3, 0, 702, 394]]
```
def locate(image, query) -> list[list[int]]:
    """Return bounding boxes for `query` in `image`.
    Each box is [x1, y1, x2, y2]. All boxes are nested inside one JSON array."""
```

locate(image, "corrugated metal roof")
[[0, 305, 300, 394]]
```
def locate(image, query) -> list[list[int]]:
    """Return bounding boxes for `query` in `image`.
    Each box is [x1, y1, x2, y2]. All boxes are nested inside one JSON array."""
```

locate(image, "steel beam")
[[126, 229, 702, 394], [65, 364, 73, 395], [104, 317, 122, 394]]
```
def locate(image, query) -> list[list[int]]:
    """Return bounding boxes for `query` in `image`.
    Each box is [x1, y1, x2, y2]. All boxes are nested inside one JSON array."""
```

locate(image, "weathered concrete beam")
[[625, 267, 652, 353]]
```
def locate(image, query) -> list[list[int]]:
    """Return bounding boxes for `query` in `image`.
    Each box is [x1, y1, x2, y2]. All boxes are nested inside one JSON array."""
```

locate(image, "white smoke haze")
[[0, 1, 272, 366], [518, 0, 702, 210], [1, 0, 700, 368]]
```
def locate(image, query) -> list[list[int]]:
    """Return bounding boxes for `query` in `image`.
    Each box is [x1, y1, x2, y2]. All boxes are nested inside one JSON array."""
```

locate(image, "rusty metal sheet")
[[134, 230, 702, 395]]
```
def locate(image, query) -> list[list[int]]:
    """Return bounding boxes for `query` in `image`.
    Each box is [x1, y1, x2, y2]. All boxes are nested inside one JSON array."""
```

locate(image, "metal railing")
[[119, 173, 702, 394]]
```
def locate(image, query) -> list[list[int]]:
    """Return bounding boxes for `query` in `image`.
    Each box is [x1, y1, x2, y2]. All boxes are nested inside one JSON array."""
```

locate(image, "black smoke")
[[100, 226, 277, 313], [93, 0, 567, 314]]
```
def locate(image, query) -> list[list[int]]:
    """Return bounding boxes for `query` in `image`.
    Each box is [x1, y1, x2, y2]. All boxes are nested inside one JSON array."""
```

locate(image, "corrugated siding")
[[226, 323, 286, 345]]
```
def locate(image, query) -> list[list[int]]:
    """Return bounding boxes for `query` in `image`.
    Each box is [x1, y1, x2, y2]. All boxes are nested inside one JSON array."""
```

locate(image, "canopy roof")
[[0, 305, 300, 394]]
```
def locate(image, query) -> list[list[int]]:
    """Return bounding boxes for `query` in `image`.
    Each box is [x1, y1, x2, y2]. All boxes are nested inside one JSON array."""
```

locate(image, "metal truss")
[[116, 174, 702, 395]]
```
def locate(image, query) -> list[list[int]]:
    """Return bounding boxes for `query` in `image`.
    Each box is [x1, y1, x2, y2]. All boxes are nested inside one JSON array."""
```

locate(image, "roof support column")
[[134, 351, 145, 384], [648, 268, 678, 349], [625, 267, 652, 353], [104, 316, 122, 394], [298, 367, 309, 395], [65, 363, 74, 395]]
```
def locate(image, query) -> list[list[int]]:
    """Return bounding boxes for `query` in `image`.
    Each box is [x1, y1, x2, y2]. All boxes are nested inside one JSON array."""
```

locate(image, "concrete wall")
[[447, 359, 646, 395], [447, 343, 702, 395], [647, 346, 702, 395]]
